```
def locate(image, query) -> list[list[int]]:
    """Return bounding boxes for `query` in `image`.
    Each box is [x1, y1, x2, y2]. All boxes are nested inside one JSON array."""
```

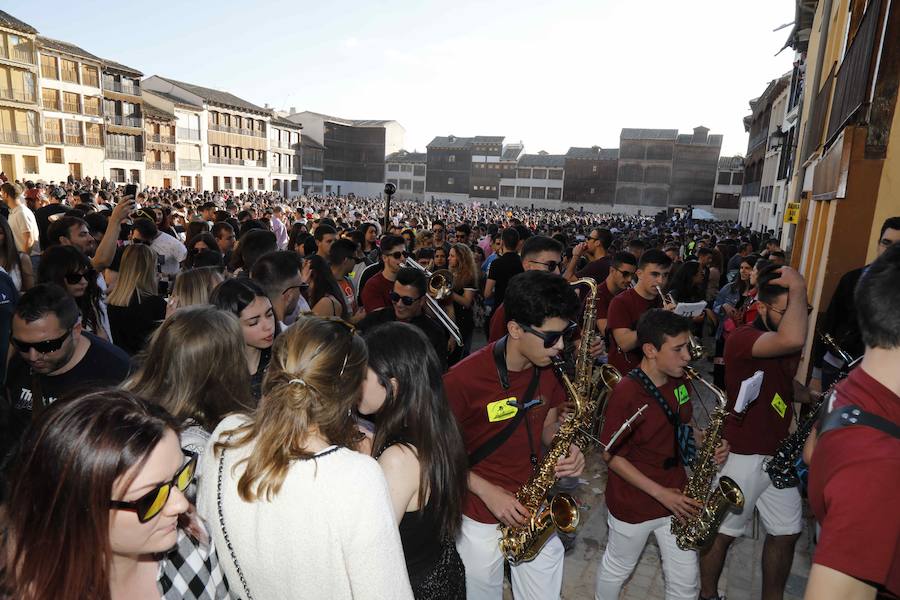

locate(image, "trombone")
[[404, 257, 463, 346]]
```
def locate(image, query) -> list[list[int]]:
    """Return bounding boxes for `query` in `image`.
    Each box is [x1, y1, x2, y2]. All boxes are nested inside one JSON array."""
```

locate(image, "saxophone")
[[498, 356, 583, 564], [671, 366, 745, 551], [764, 333, 859, 488], [569, 278, 621, 451]]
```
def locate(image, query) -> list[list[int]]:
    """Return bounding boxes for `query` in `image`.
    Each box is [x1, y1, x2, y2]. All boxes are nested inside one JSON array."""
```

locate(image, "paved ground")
[[473, 330, 816, 599]]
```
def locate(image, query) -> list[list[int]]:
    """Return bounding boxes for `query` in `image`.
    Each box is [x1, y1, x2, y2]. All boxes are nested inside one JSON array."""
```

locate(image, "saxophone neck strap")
[[467, 338, 540, 468], [627, 367, 686, 469]]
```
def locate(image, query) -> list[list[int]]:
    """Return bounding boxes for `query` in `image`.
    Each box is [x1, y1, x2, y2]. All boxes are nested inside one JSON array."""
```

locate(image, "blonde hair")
[[107, 245, 158, 307], [450, 243, 478, 289], [170, 267, 224, 309], [123, 305, 252, 430], [216, 316, 367, 502]]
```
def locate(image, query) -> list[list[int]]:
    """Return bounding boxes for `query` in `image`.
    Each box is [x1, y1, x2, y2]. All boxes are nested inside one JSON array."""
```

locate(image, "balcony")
[[85, 136, 103, 147], [747, 130, 768, 154], [147, 133, 176, 144], [64, 102, 80, 113], [84, 106, 101, 117], [0, 130, 40, 145], [178, 158, 202, 171], [107, 115, 142, 128], [0, 87, 36, 103], [177, 127, 200, 141], [741, 181, 761, 198], [209, 122, 265, 137], [105, 149, 144, 161], [44, 132, 63, 144], [147, 161, 175, 171], [210, 156, 242, 165], [65, 135, 84, 146], [273, 166, 300, 175], [0, 46, 34, 64], [103, 80, 140, 96]]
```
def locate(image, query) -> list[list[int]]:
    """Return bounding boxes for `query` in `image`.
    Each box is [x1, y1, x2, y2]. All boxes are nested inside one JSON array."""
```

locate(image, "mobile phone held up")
[[124, 184, 139, 209]]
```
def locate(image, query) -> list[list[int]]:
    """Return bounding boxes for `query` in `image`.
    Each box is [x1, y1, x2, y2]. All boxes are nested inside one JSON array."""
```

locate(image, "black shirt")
[[814, 266, 865, 368], [358, 306, 448, 371], [107, 291, 167, 355], [34, 203, 68, 249], [487, 252, 524, 307]]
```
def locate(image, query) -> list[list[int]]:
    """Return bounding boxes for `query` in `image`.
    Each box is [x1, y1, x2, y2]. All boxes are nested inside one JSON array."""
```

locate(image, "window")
[[448, 155, 456, 163], [547, 187, 561, 200], [400, 164, 412, 172], [63, 92, 79, 113], [531, 187, 546, 199], [500, 185, 514, 197], [40, 55, 58, 79], [233, 115, 242, 130], [399, 179, 412, 190], [46, 147, 63, 163], [447, 177, 454, 185], [235, 177, 243, 190], [532, 168, 547, 179], [591, 165, 598, 173], [413, 181, 425, 193], [23, 155, 38, 173], [41, 88, 60, 111], [110, 168, 125, 183], [258, 178, 265, 188], [516, 186, 530, 198], [731, 172, 744, 185], [64, 120, 82, 144], [130, 169, 140, 184], [517, 168, 531, 179], [85, 123, 101, 146], [717, 171, 731, 185], [388, 163, 399, 172], [548, 169, 563, 180], [223, 177, 232, 189], [81, 65, 99, 87], [43, 118, 63, 144], [83, 96, 100, 116], [414, 165, 425, 176], [209, 111, 219, 125], [60, 59, 78, 83]]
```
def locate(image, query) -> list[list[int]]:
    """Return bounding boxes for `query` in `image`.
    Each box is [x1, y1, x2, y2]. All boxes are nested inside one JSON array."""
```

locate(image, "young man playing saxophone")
[[595, 309, 729, 600]]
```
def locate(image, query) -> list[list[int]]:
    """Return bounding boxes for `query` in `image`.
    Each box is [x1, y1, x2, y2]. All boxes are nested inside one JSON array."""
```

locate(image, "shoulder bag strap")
[[216, 440, 255, 600], [819, 405, 900, 439], [627, 368, 681, 469]]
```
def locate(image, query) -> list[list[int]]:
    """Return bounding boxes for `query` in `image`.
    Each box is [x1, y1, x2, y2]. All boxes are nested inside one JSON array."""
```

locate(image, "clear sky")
[[8, 0, 795, 157]]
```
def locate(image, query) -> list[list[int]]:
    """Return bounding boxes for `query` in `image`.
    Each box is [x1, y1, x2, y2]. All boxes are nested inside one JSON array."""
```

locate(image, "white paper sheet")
[[674, 301, 707, 318], [734, 370, 764, 413]]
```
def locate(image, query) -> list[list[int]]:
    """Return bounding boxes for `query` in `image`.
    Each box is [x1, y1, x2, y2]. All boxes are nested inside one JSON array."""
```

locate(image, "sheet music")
[[734, 370, 764, 413], [674, 301, 707, 318]]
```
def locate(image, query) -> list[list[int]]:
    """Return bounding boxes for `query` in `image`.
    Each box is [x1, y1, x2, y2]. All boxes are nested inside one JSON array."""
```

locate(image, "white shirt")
[[270, 216, 288, 250], [151, 231, 188, 276], [8, 203, 39, 254], [199, 415, 414, 600]]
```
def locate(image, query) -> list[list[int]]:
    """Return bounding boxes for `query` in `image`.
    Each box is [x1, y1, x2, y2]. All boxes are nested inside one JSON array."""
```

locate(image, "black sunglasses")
[[11, 329, 73, 354], [110, 452, 197, 523], [384, 250, 409, 259], [389, 291, 423, 306], [528, 259, 561, 272], [64, 269, 95, 285], [518, 321, 578, 348], [612, 266, 636, 280]]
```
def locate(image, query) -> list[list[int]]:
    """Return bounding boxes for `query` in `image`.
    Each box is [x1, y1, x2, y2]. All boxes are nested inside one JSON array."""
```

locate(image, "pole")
[[383, 182, 396, 232]]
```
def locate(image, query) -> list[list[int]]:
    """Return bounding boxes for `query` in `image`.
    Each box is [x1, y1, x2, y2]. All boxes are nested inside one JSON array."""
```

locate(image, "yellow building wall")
[[869, 95, 900, 262]]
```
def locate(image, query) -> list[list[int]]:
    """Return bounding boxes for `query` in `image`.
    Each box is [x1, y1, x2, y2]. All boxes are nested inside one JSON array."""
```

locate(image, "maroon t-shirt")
[[808, 368, 900, 597], [723, 324, 800, 455], [488, 303, 507, 343], [445, 342, 565, 524], [606, 288, 661, 374], [360, 272, 394, 313], [576, 256, 611, 282], [594, 280, 617, 322], [601, 374, 691, 524]]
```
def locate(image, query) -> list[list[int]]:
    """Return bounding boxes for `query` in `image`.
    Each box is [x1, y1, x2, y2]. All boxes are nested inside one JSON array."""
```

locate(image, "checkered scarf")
[[157, 523, 230, 599]]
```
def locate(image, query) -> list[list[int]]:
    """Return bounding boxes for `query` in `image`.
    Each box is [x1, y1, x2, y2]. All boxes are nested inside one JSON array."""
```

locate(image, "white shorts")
[[716, 452, 802, 537]]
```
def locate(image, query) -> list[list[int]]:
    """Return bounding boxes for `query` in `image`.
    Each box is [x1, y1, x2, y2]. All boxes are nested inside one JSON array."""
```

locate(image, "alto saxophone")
[[498, 356, 583, 564], [671, 366, 745, 551], [569, 278, 621, 451]]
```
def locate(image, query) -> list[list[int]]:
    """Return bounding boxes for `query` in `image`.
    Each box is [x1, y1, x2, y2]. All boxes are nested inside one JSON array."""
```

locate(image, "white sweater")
[[198, 415, 413, 600]]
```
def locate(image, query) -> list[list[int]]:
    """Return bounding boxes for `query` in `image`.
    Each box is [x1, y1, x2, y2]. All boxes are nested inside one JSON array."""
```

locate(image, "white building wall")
[[383, 122, 405, 157]]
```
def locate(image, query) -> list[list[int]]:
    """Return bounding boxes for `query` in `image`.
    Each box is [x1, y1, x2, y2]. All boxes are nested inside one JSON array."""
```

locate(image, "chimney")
[[289, 107, 296, 115], [264, 103, 270, 109]]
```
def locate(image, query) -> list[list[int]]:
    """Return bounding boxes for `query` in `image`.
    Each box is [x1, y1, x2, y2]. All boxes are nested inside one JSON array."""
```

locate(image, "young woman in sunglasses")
[[37, 244, 111, 342], [199, 317, 413, 599], [3, 390, 230, 600]]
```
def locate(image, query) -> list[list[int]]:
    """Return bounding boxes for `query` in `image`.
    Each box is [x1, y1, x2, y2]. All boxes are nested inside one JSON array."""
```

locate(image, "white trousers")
[[595, 513, 699, 600], [456, 515, 565, 600]]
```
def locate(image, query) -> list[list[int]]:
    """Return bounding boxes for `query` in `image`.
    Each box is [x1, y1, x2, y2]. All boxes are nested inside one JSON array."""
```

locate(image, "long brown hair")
[[4, 390, 180, 600], [107, 244, 158, 307], [123, 305, 253, 431], [449, 242, 478, 290], [215, 316, 367, 501]]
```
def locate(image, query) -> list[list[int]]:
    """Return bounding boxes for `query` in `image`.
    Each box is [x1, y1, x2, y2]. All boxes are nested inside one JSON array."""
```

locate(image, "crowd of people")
[[0, 174, 896, 600]]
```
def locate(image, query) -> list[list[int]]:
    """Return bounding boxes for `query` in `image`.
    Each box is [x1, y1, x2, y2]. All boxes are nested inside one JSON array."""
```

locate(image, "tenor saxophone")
[[671, 366, 745, 551], [498, 356, 583, 564], [569, 278, 621, 451]]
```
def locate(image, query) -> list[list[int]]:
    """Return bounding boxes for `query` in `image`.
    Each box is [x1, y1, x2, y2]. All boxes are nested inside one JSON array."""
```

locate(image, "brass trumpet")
[[404, 257, 463, 346]]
